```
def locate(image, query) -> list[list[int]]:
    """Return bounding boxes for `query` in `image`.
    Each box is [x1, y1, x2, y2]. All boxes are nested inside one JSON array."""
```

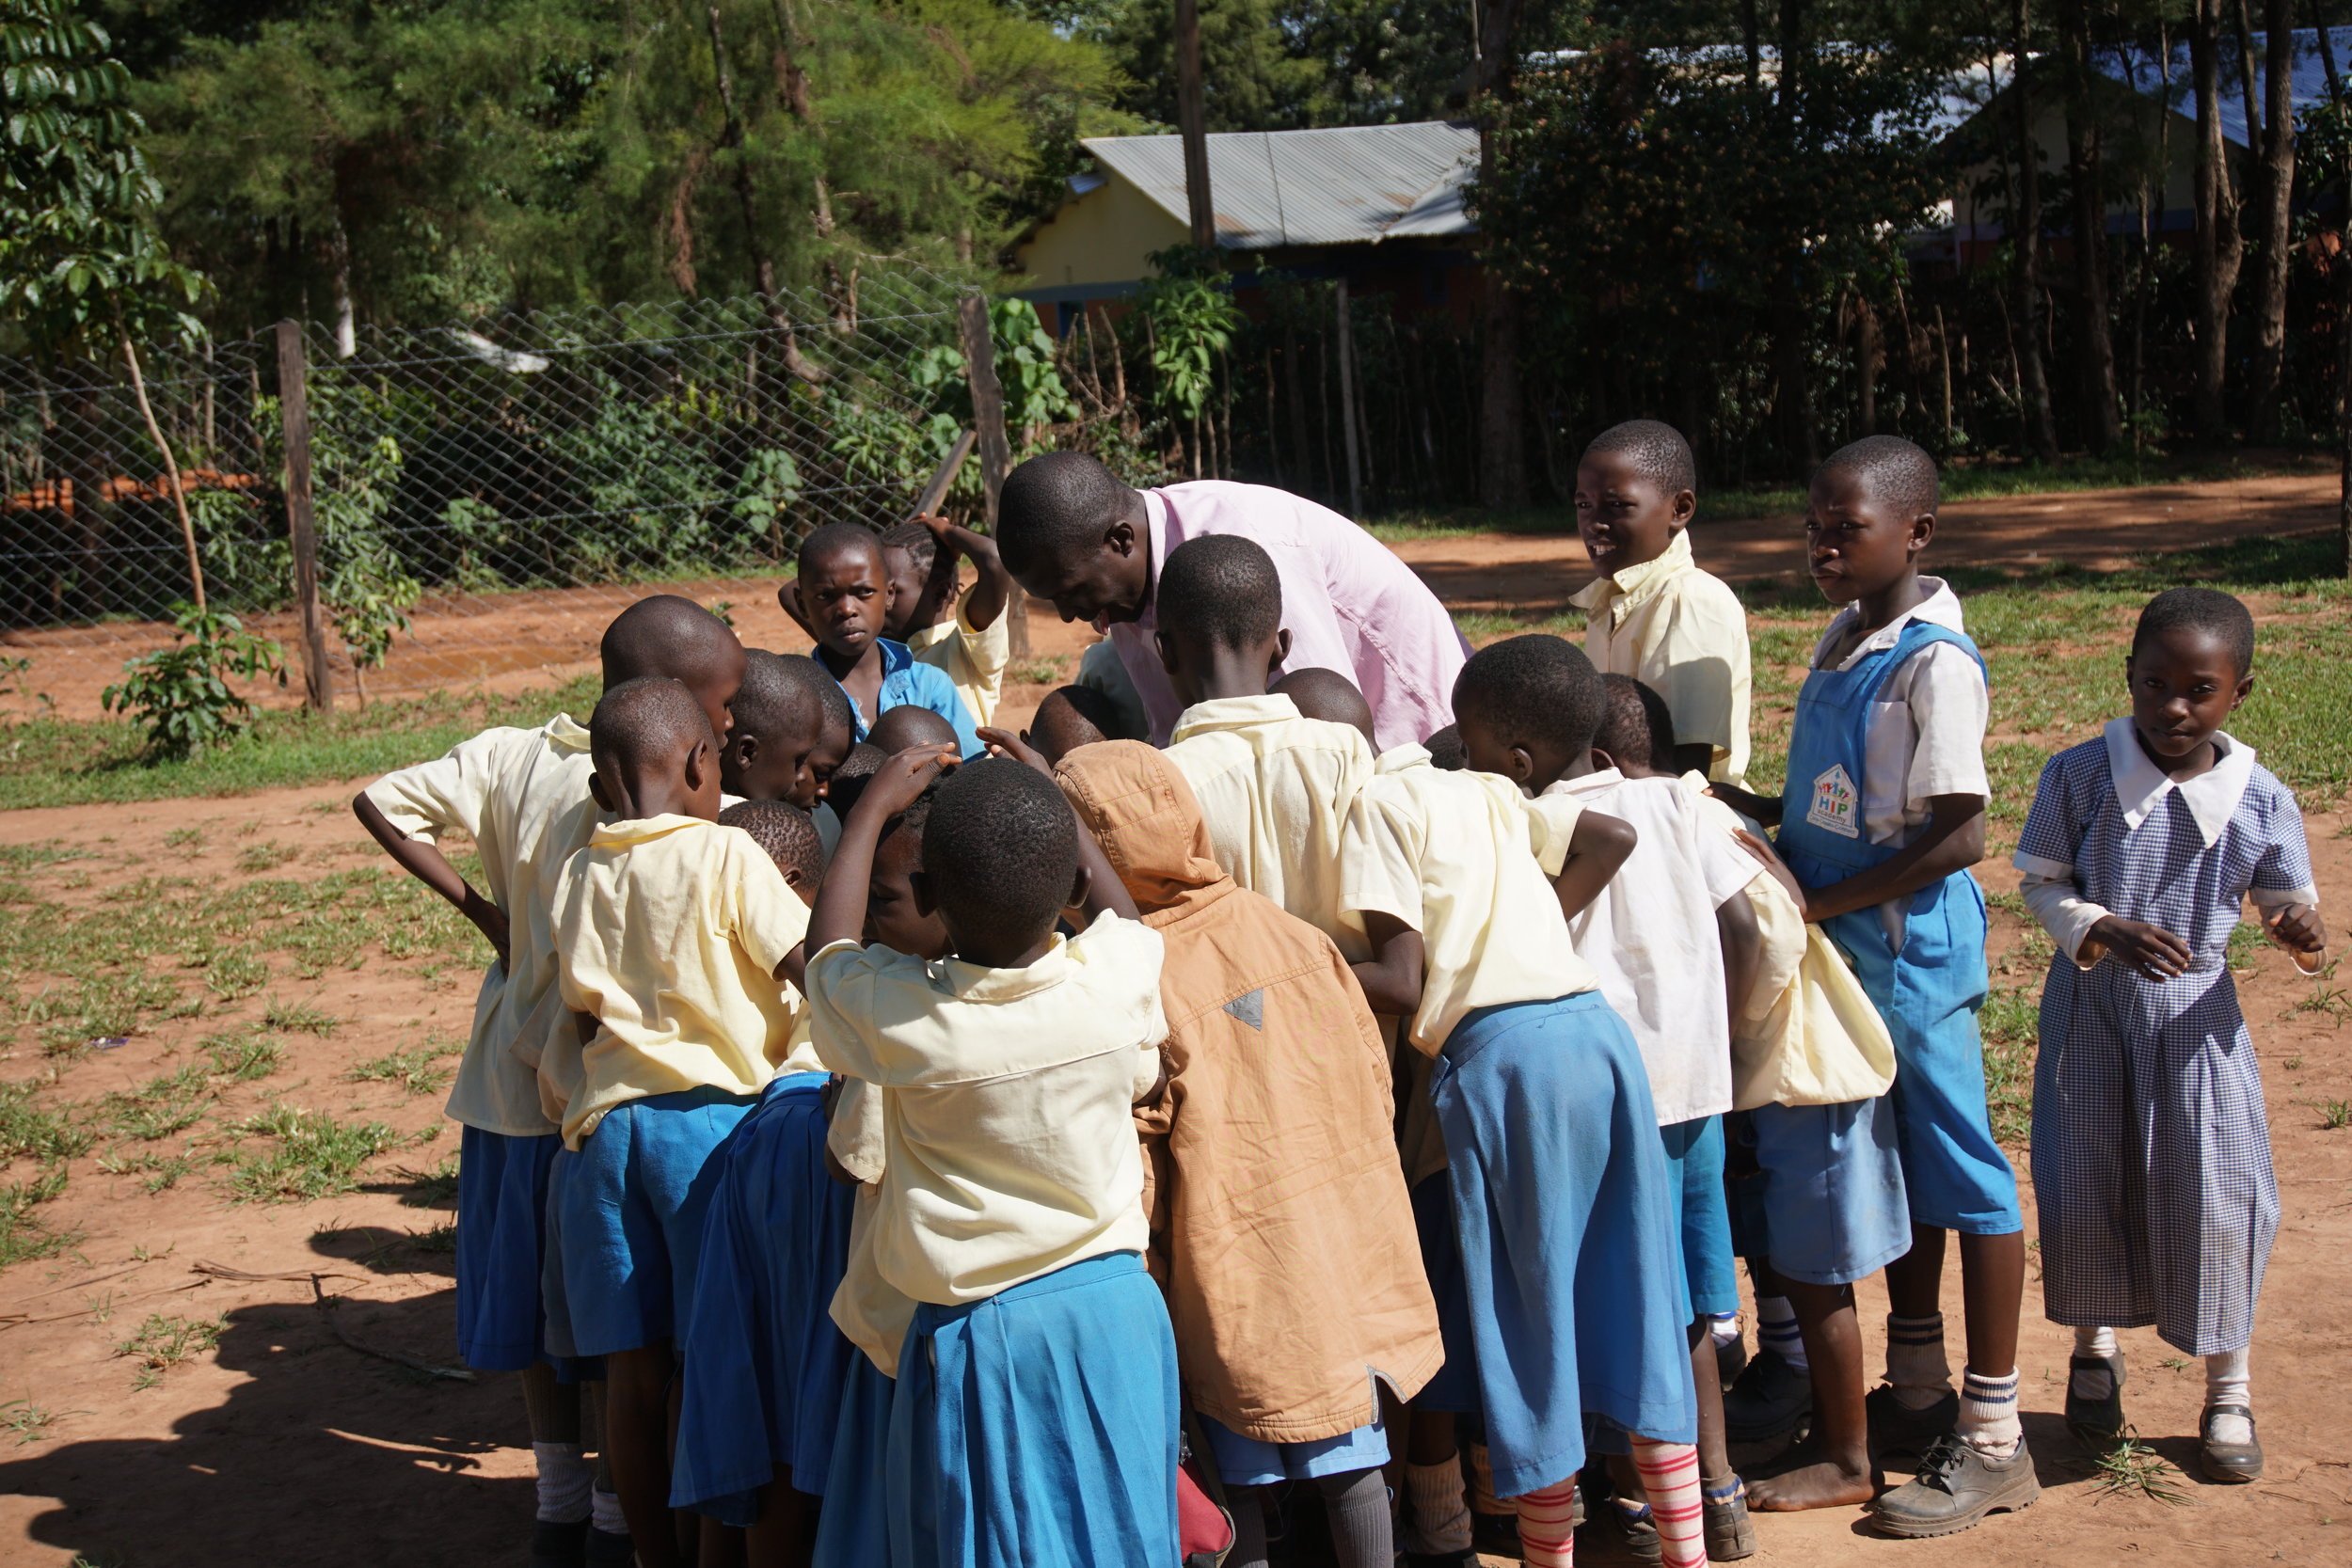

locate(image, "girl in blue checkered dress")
[[2013, 588, 2324, 1485]]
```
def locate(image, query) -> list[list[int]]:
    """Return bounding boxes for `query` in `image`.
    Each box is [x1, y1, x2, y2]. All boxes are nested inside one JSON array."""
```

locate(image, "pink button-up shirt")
[[1108, 483, 1470, 752]]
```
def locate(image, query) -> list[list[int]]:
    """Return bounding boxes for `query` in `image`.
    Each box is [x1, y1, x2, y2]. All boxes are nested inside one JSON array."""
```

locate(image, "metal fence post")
[[959, 294, 1027, 657], [275, 321, 333, 714]]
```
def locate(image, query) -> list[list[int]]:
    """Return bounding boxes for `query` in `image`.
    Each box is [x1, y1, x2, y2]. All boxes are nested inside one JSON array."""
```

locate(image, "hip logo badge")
[[1807, 764, 1860, 837]]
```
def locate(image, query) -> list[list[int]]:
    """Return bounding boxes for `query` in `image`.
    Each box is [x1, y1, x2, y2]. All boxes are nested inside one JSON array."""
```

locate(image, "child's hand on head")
[[2089, 914, 2193, 981], [854, 744, 957, 822], [976, 725, 1053, 777]]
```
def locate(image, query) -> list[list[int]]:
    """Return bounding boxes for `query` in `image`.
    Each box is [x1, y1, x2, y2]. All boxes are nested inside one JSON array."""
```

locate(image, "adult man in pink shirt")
[[996, 452, 1470, 751]]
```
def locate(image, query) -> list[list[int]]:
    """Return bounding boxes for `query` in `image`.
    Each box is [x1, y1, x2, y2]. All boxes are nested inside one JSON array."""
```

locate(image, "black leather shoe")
[[1867, 1384, 1960, 1458], [1870, 1433, 2040, 1537], [2064, 1353, 2127, 1447], [1724, 1347, 1813, 1445], [2200, 1404, 2263, 1482], [581, 1526, 635, 1564]]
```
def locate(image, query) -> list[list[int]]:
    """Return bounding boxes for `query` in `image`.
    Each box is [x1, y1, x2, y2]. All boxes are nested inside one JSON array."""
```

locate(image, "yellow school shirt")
[[1569, 531, 1753, 784], [361, 716, 598, 1138], [1165, 694, 1375, 958], [1339, 745, 1599, 1056], [906, 598, 1011, 727], [805, 911, 1166, 1307], [550, 814, 805, 1148]]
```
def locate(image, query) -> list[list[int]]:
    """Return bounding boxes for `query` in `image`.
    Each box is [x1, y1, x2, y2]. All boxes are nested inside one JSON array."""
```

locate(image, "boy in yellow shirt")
[[1569, 420, 1753, 784], [548, 677, 810, 1568], [879, 515, 1016, 727], [1155, 534, 1375, 952], [353, 593, 744, 1566]]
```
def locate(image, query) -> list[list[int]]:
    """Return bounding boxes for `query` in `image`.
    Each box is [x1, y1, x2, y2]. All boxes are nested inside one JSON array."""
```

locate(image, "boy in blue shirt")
[[1714, 436, 2030, 1535], [780, 523, 981, 756]]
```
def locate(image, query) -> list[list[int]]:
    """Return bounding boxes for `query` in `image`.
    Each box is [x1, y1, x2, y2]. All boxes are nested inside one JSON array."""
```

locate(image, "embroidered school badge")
[[1806, 763, 1860, 837]]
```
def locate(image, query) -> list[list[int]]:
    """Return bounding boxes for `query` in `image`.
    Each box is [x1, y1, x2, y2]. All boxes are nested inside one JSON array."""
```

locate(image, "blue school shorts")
[[1659, 1116, 1739, 1321], [1198, 1404, 1390, 1487], [1408, 1170, 1480, 1414], [454, 1126, 597, 1377], [1727, 1097, 1913, 1287], [544, 1085, 758, 1357]]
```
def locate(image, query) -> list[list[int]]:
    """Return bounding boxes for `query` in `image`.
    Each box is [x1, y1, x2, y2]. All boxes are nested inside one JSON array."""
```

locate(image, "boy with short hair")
[[717, 799, 827, 903], [782, 522, 981, 756], [804, 751, 1182, 1568], [879, 515, 1016, 727], [1024, 684, 1120, 765], [866, 703, 961, 755], [1155, 534, 1375, 951], [722, 650, 853, 811], [548, 677, 808, 1568], [1712, 436, 2027, 1533], [1569, 420, 1753, 784], [1550, 670, 1764, 1560], [353, 593, 745, 1567], [1054, 736, 1441, 1568]]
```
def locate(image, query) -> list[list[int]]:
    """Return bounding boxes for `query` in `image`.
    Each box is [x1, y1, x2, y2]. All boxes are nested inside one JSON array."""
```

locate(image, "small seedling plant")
[[103, 604, 282, 760]]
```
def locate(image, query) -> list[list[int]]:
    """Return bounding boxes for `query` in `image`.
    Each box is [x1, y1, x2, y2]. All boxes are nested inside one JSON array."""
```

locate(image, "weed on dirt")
[[343, 1038, 458, 1099], [225, 1105, 416, 1204], [0, 1164, 75, 1265], [2083, 1434, 2193, 1506], [115, 1311, 226, 1389]]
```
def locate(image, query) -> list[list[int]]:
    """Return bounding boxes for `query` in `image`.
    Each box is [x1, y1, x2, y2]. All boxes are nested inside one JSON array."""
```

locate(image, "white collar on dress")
[[2101, 716, 2255, 849], [1545, 767, 1627, 799], [1814, 577, 1965, 672]]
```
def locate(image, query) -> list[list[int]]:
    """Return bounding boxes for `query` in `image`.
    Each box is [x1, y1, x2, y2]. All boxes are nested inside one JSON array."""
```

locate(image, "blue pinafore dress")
[[1776, 618, 2022, 1237]]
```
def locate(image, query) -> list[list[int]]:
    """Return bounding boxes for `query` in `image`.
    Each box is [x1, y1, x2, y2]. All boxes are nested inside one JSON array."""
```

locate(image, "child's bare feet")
[[1743, 1441, 1878, 1511]]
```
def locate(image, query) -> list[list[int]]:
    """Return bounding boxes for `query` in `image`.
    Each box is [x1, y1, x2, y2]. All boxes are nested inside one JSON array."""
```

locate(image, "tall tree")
[[1474, 0, 1530, 508], [2245, 0, 2298, 439], [2010, 0, 2059, 460], [2058, 0, 2122, 452], [2189, 0, 2244, 442]]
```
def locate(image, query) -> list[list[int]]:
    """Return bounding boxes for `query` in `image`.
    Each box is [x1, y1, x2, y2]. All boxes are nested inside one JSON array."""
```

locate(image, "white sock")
[[2070, 1326, 2121, 1400], [1885, 1312, 1952, 1410], [532, 1441, 591, 1524], [590, 1486, 628, 1537], [2205, 1347, 2252, 1444], [1756, 1296, 1807, 1374], [1707, 1311, 1740, 1350], [1404, 1458, 1473, 1555], [1957, 1368, 2022, 1459]]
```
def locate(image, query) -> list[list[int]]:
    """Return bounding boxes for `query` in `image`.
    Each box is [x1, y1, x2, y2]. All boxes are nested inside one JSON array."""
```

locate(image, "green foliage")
[[0, 1083, 92, 1164], [225, 1103, 405, 1203], [115, 1309, 224, 1387], [0, 1163, 72, 1267], [1133, 250, 1241, 424], [101, 603, 282, 761]]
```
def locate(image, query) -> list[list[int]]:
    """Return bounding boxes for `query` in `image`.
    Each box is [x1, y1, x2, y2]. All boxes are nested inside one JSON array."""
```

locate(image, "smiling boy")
[[1569, 421, 1753, 784], [782, 523, 981, 757]]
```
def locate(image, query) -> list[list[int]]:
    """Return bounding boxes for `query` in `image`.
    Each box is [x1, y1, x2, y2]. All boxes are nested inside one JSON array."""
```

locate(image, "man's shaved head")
[[1270, 666, 1375, 747], [996, 451, 1136, 577]]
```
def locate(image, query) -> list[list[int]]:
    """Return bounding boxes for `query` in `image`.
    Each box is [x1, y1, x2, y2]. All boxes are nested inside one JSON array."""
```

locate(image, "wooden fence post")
[[1174, 0, 1215, 251], [275, 321, 333, 714], [1335, 278, 1363, 518], [959, 294, 1027, 657]]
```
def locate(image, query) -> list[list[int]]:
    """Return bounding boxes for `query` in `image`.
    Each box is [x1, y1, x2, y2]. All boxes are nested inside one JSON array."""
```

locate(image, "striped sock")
[[1630, 1438, 1704, 1568], [1756, 1295, 1807, 1373], [1511, 1478, 1580, 1568], [1957, 1367, 2021, 1458], [1404, 1458, 1473, 1555], [1886, 1312, 1951, 1410]]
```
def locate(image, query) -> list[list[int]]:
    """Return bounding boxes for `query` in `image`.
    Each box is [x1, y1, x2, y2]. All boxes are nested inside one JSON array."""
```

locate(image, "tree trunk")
[[706, 4, 828, 385], [328, 210, 357, 360], [1474, 0, 1529, 508], [119, 332, 204, 611], [2058, 0, 2122, 452], [2245, 0, 2298, 440], [1856, 295, 1881, 436], [2190, 0, 2244, 443], [1771, 0, 1819, 469], [2011, 0, 2059, 461], [1174, 0, 1214, 249]]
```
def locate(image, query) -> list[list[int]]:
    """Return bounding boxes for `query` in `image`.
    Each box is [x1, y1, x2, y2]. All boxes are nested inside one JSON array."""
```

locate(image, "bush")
[[102, 603, 283, 760]]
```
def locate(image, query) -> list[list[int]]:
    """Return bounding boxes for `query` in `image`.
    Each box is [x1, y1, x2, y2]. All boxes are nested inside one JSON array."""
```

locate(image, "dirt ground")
[[4, 472, 2351, 1566], [2, 468, 2340, 724]]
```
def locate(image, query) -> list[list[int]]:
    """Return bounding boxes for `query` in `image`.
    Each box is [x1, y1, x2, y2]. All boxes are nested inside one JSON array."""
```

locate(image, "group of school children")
[[356, 425, 2326, 1568]]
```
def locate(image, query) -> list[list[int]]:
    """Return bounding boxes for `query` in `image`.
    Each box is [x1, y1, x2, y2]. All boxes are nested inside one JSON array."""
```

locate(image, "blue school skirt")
[[455, 1126, 596, 1377], [543, 1085, 757, 1357], [1660, 1116, 1739, 1321], [1430, 992, 1696, 1499], [815, 1350, 899, 1568], [671, 1074, 859, 1525], [887, 1250, 1180, 1568]]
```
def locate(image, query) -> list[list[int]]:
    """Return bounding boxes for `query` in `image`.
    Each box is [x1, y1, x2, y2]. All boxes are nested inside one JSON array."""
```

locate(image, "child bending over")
[[721, 650, 854, 811], [805, 751, 1181, 1568], [2016, 588, 2323, 1483]]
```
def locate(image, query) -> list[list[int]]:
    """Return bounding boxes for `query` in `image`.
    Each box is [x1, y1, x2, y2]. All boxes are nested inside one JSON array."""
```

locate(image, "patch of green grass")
[[260, 997, 339, 1037], [0, 1164, 75, 1266], [115, 1311, 225, 1389], [2225, 920, 2265, 972], [2319, 1098, 2352, 1131], [164, 826, 204, 850], [1979, 985, 2040, 1145], [199, 948, 268, 1001], [1006, 655, 1070, 686], [343, 1040, 456, 1099], [392, 1150, 461, 1208], [0, 1398, 75, 1445], [224, 1104, 408, 1203], [233, 842, 299, 874], [24, 970, 190, 1055], [98, 1064, 213, 1141], [0, 1084, 95, 1164], [202, 1029, 282, 1083]]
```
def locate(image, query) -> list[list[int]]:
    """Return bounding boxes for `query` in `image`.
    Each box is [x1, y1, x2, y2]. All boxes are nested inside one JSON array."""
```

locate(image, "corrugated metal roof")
[[1080, 121, 1479, 249], [2094, 27, 2352, 150]]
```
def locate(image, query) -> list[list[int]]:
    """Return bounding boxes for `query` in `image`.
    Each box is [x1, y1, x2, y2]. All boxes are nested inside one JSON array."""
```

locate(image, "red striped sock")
[[1510, 1477, 1580, 1567], [1630, 1437, 1704, 1568]]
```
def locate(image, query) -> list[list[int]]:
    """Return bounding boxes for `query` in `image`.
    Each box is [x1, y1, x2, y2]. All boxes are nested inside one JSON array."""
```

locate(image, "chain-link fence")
[[0, 268, 984, 717]]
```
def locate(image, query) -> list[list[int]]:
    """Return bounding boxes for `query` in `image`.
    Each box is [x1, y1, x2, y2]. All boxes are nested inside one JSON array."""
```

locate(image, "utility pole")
[[1175, 0, 1215, 250]]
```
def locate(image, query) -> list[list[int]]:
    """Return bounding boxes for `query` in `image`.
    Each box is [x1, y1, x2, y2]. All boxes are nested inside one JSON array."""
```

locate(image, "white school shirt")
[[1809, 578, 1990, 946], [361, 716, 599, 1137], [1339, 745, 1598, 1056], [805, 911, 1167, 1307], [1547, 770, 1761, 1125]]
